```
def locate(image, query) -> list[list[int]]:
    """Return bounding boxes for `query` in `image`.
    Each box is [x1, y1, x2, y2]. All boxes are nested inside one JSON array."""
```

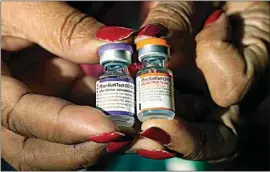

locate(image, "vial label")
[[96, 78, 135, 117], [136, 73, 175, 114]]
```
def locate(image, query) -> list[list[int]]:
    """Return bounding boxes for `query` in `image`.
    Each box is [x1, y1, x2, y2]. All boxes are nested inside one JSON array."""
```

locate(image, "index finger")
[[1, 75, 121, 144], [1, 2, 136, 63]]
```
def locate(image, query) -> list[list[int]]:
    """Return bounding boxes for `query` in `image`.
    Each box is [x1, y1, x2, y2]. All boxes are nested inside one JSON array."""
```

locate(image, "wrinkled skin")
[[1, 1, 269, 170], [129, 1, 269, 161], [1, 2, 121, 170]]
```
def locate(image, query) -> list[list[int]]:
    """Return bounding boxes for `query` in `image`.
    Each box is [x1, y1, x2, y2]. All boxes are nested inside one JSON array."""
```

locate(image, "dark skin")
[[1, 1, 269, 170], [128, 1, 269, 161]]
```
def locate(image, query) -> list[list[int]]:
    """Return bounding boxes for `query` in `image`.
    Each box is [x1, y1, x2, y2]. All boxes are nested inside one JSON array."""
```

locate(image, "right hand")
[[135, 1, 269, 107], [1, 2, 135, 170], [128, 1, 269, 162]]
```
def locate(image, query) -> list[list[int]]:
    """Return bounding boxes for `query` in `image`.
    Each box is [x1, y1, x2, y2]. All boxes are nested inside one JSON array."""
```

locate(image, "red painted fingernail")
[[128, 62, 143, 77], [135, 24, 168, 43], [136, 149, 174, 159], [204, 9, 223, 27], [106, 141, 131, 153], [87, 132, 124, 143], [140, 127, 171, 145], [96, 26, 136, 42], [137, 24, 168, 38]]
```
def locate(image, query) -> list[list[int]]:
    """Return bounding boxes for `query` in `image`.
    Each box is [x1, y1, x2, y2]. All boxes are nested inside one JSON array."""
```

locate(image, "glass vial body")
[[135, 38, 175, 122], [136, 56, 175, 122], [96, 44, 135, 127]]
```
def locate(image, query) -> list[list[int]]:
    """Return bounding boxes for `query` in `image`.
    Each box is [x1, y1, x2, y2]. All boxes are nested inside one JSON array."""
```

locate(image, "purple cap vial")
[[98, 43, 133, 55], [98, 43, 133, 66]]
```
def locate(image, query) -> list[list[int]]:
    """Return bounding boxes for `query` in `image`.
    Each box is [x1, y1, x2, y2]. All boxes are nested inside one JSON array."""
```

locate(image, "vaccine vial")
[[96, 43, 135, 127], [135, 38, 175, 122]]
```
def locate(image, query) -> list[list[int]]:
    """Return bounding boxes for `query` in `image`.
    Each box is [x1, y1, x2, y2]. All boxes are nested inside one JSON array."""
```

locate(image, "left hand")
[[1, 2, 136, 170]]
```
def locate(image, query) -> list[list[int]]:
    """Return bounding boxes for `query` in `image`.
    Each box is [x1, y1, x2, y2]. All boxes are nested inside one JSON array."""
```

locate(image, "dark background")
[[1, 2, 269, 171]]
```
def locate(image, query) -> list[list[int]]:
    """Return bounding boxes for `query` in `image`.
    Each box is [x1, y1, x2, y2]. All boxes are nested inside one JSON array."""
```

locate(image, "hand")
[[1, 2, 136, 170], [126, 2, 269, 162], [133, 1, 269, 107], [128, 94, 239, 162]]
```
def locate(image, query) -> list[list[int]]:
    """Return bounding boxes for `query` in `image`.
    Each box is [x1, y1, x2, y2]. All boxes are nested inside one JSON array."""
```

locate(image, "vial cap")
[[98, 43, 133, 66], [136, 38, 170, 50], [136, 38, 170, 62], [98, 43, 133, 55]]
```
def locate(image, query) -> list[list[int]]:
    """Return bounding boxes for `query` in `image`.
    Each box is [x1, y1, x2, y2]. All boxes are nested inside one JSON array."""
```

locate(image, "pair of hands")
[[1, 1, 269, 170]]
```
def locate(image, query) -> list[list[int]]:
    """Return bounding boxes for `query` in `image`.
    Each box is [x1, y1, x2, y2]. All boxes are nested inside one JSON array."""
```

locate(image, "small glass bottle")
[[135, 38, 175, 122], [96, 43, 135, 127]]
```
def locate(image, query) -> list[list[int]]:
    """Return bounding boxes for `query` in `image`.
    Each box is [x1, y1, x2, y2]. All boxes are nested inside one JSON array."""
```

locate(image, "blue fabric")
[[103, 154, 210, 171], [104, 154, 167, 171]]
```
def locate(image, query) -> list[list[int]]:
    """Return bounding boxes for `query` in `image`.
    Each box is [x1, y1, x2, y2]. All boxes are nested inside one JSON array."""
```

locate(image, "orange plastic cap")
[[136, 38, 170, 50]]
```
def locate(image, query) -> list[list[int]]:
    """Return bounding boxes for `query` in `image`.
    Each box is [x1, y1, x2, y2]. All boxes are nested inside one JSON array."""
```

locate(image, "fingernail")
[[88, 132, 124, 143], [96, 26, 136, 42], [140, 127, 171, 145], [136, 149, 175, 159], [106, 141, 131, 153], [204, 9, 223, 27], [135, 24, 168, 42]]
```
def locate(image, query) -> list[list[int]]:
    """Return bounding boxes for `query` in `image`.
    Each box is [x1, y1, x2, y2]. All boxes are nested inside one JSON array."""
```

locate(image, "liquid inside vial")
[[135, 38, 175, 122], [96, 43, 135, 127], [96, 61, 135, 127], [136, 57, 175, 122]]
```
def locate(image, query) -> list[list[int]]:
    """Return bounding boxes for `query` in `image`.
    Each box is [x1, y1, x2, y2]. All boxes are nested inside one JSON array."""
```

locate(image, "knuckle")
[[5, 93, 31, 133], [52, 103, 72, 143], [13, 138, 37, 171], [16, 152, 35, 171], [1, 76, 32, 132], [71, 143, 104, 169], [182, 134, 205, 160], [148, 2, 194, 31], [183, 125, 237, 161], [252, 19, 269, 34], [30, 95, 72, 143], [59, 10, 97, 49], [72, 145, 91, 169]]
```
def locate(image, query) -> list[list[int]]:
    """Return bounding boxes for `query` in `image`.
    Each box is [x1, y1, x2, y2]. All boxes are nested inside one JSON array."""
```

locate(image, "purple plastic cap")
[[98, 43, 133, 56]]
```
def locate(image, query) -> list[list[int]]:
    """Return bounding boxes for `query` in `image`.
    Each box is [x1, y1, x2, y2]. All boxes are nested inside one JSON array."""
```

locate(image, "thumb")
[[196, 13, 244, 107], [195, 7, 269, 107], [1, 2, 136, 63]]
